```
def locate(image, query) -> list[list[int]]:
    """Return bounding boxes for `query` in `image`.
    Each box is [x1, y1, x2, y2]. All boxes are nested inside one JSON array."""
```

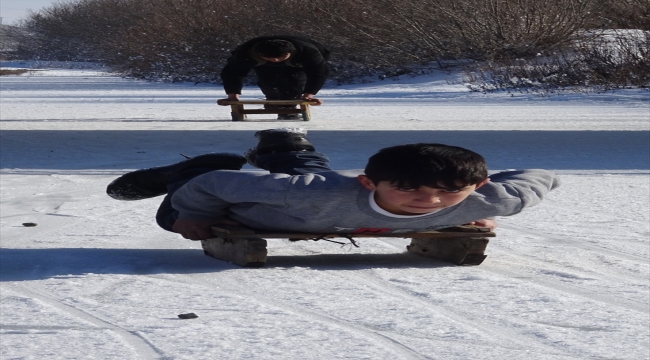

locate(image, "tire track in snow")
[[480, 261, 649, 314], [497, 223, 648, 283], [483, 223, 649, 314], [343, 270, 577, 358], [156, 273, 430, 360], [537, 201, 650, 228], [500, 223, 649, 263], [3, 282, 164, 359], [493, 224, 648, 312]]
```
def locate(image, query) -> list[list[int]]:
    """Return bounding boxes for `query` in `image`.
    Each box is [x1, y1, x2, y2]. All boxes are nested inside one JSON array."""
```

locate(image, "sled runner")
[[217, 99, 315, 121], [201, 225, 495, 268]]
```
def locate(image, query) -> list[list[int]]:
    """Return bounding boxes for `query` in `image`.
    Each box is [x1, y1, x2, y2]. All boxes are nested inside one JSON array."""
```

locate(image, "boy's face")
[[358, 175, 488, 216]]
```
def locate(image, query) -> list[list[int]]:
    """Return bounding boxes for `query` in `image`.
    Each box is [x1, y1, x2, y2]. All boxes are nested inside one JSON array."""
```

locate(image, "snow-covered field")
[[1, 63, 649, 359]]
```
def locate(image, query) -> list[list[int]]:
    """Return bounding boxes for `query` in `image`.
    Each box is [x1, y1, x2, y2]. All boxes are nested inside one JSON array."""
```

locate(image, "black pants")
[[254, 64, 307, 101], [155, 151, 331, 232]]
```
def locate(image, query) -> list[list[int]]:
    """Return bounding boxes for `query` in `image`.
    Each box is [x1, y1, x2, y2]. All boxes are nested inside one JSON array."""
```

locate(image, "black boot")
[[244, 128, 315, 168], [107, 153, 246, 200], [277, 113, 302, 120], [265, 103, 301, 120]]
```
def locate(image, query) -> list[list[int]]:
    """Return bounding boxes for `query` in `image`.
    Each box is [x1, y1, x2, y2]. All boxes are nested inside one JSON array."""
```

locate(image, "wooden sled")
[[201, 225, 495, 268], [217, 100, 315, 122]]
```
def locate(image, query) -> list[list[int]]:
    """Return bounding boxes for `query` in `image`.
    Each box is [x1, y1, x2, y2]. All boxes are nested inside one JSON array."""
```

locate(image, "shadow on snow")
[[0, 247, 449, 281], [1, 130, 649, 171]]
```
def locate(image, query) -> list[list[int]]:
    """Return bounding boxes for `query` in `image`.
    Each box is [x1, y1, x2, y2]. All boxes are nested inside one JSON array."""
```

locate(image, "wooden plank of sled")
[[217, 99, 314, 121], [201, 225, 494, 267]]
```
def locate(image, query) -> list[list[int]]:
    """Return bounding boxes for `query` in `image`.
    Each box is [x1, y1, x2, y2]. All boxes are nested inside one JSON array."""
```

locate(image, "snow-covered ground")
[[1, 63, 649, 359]]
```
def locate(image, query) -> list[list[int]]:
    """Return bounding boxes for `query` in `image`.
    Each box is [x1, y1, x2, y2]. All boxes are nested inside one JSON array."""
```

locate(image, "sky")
[[0, 0, 57, 25]]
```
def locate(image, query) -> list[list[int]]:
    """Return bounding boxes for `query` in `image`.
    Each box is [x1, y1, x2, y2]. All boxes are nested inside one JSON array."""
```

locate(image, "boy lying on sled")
[[107, 128, 560, 240]]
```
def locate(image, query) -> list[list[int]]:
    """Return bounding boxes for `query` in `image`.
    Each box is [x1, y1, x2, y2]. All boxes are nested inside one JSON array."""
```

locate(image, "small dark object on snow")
[[22, 223, 37, 227], [178, 313, 198, 319]]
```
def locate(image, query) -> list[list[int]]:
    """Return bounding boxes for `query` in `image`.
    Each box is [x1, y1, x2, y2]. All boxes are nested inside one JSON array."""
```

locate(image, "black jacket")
[[220, 35, 330, 95]]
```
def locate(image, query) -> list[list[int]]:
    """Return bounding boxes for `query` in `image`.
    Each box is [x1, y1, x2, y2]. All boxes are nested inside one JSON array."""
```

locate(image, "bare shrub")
[[0, 69, 31, 76], [464, 30, 650, 93], [431, 0, 598, 60], [111, 0, 334, 82], [15, 0, 146, 61], [288, 0, 428, 81], [12, 0, 645, 89], [595, 0, 650, 31], [110, 0, 239, 81], [304, 0, 600, 78]]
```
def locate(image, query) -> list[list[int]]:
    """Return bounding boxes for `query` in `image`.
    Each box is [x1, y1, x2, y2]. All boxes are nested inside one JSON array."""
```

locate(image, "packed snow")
[[1, 61, 649, 360]]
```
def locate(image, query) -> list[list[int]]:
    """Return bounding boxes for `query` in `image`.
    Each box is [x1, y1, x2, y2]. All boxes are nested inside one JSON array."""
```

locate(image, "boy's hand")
[[301, 94, 323, 105], [172, 218, 244, 240], [464, 219, 497, 231], [217, 94, 240, 105], [172, 219, 219, 240]]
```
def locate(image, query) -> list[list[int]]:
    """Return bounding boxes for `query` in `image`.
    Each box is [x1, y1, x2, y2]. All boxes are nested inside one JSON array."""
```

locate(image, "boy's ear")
[[474, 178, 490, 189], [357, 175, 377, 191]]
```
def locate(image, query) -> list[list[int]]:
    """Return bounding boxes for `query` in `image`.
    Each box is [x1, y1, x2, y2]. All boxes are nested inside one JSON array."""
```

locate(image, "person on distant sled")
[[106, 128, 560, 241], [217, 35, 330, 120]]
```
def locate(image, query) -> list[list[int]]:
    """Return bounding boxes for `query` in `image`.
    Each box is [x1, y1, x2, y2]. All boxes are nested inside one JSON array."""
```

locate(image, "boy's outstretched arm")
[[480, 169, 561, 214]]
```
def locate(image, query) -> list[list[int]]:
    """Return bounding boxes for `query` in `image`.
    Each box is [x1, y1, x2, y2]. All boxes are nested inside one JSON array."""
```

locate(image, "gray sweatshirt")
[[171, 169, 560, 234]]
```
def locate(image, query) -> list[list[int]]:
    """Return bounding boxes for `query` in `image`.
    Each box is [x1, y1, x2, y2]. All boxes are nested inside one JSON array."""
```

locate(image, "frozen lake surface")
[[1, 65, 649, 359]]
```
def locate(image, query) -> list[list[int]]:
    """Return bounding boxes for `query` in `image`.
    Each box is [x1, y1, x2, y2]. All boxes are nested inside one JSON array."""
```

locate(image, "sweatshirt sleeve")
[[170, 171, 291, 221], [475, 169, 561, 216], [299, 47, 330, 95], [220, 47, 257, 94]]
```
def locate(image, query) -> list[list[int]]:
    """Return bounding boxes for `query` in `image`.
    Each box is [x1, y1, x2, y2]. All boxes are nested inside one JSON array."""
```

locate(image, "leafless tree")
[[13, 0, 646, 89]]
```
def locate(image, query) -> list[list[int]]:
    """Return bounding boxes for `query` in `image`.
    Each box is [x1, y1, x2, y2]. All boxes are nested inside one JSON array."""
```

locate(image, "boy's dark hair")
[[364, 143, 488, 190], [254, 39, 296, 58]]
